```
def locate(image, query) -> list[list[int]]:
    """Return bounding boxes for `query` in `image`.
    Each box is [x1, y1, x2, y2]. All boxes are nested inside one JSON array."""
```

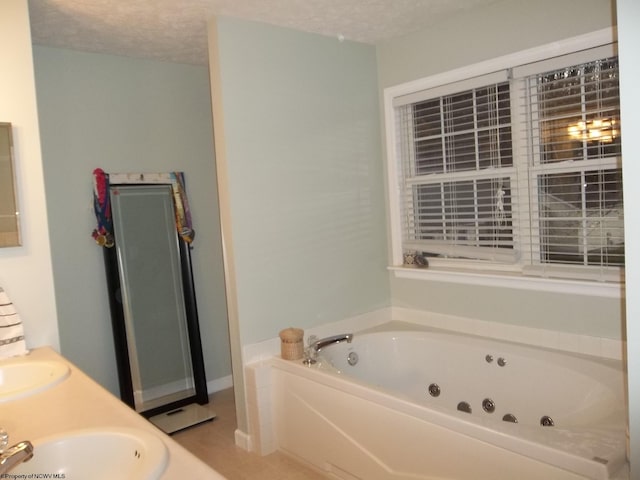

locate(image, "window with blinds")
[[523, 56, 623, 269], [396, 80, 515, 263], [390, 43, 623, 279]]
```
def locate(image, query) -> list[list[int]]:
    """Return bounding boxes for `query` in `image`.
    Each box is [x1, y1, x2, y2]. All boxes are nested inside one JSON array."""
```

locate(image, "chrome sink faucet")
[[0, 428, 34, 475], [303, 333, 354, 365]]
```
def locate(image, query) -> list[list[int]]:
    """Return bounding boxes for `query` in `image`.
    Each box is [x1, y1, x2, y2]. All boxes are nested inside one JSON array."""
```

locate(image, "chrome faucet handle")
[[0, 428, 8, 452], [302, 345, 318, 366], [303, 336, 319, 366], [0, 440, 34, 475]]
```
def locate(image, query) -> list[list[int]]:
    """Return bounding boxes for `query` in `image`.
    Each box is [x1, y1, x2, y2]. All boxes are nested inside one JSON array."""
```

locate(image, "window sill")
[[388, 265, 624, 298]]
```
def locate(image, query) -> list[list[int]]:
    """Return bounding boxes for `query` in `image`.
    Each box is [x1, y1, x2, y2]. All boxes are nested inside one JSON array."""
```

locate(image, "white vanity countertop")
[[1, 346, 226, 479]]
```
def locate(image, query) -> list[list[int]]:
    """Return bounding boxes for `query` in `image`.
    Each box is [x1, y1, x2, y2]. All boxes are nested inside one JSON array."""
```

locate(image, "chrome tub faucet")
[[304, 333, 354, 365], [0, 428, 33, 475]]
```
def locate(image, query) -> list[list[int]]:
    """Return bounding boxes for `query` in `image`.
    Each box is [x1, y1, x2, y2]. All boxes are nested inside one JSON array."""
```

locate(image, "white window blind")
[[395, 76, 516, 263], [391, 41, 623, 280], [520, 55, 623, 272]]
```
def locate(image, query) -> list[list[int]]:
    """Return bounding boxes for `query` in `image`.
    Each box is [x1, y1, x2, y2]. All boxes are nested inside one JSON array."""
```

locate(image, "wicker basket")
[[279, 327, 304, 360]]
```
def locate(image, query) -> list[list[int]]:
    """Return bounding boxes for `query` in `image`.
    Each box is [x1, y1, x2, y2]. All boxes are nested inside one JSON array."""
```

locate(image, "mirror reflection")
[[0, 123, 20, 247], [110, 184, 198, 412]]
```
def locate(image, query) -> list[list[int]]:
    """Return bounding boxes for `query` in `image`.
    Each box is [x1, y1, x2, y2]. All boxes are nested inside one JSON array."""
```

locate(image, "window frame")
[[383, 28, 623, 297]]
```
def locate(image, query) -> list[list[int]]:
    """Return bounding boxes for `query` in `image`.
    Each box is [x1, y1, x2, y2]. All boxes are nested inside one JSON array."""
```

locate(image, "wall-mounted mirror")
[[0, 123, 20, 247], [96, 171, 212, 428]]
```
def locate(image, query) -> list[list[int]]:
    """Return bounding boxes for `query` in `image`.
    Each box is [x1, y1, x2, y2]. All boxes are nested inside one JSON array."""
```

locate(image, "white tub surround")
[[246, 319, 628, 479], [271, 357, 623, 480], [1, 347, 225, 479], [390, 307, 625, 361], [242, 308, 392, 365], [242, 307, 625, 368]]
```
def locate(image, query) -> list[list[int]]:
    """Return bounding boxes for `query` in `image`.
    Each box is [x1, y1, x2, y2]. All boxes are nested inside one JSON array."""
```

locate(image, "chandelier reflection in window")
[[567, 118, 618, 143]]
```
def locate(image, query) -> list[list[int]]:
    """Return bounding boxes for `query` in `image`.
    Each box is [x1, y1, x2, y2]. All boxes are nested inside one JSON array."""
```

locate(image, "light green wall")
[[378, 0, 624, 340], [32, 46, 230, 395], [213, 17, 389, 345], [392, 279, 624, 338]]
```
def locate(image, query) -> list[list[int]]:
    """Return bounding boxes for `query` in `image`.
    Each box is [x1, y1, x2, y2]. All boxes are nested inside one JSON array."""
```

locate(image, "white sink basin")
[[11, 427, 168, 480], [0, 359, 70, 402]]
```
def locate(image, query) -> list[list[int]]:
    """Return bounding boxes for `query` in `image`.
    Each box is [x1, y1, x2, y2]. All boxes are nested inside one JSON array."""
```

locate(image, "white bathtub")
[[267, 323, 628, 480]]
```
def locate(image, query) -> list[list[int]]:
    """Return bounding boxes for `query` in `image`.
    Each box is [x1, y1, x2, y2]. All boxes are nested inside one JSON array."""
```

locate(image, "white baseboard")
[[207, 374, 233, 394], [234, 428, 252, 451]]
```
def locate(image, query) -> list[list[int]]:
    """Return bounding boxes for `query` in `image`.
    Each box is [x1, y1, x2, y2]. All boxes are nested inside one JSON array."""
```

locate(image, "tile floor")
[[172, 388, 327, 479]]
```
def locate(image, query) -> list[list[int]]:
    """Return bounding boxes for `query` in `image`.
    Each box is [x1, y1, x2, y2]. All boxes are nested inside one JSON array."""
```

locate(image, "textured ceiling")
[[28, 0, 498, 66]]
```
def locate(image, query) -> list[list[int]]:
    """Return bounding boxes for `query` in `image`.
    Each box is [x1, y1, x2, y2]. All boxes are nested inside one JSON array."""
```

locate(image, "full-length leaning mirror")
[[93, 170, 210, 424], [0, 123, 21, 247]]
